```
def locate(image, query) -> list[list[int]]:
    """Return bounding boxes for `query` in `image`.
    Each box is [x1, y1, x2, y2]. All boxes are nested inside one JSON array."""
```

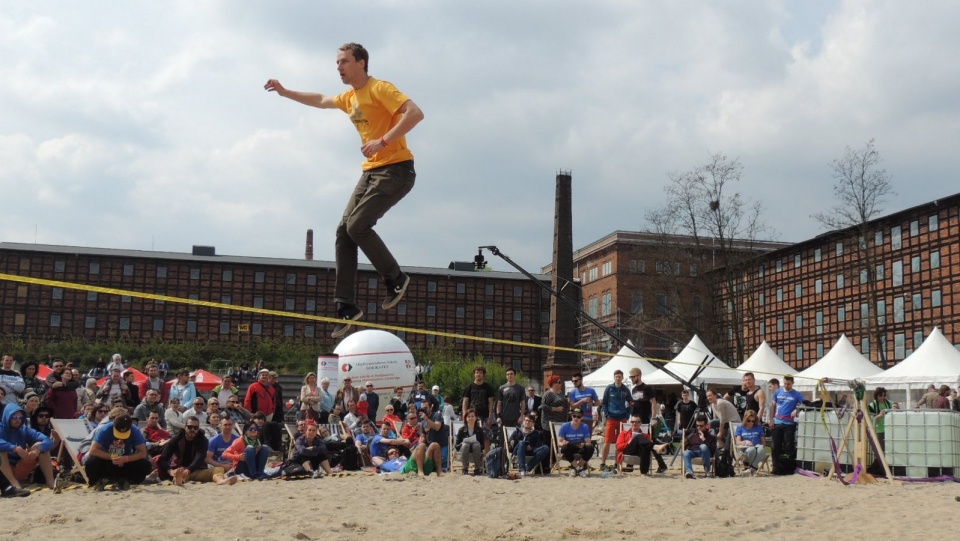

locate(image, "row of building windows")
[[759, 290, 943, 334], [771, 330, 924, 366], [762, 214, 942, 275]]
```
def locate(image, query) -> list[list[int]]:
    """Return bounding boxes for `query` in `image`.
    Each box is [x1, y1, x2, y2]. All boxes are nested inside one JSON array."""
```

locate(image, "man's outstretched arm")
[[264, 79, 337, 109]]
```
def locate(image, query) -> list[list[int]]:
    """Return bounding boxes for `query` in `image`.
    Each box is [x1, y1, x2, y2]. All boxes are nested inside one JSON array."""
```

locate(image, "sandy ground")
[[1, 471, 958, 541]]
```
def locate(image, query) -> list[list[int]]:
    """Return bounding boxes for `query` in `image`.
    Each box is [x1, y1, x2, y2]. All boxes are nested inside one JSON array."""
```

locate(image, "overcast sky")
[[3, 1, 958, 273]]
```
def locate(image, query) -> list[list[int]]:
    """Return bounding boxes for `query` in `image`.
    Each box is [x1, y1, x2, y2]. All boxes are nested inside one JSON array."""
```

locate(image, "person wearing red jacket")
[[244, 370, 276, 421], [616, 415, 667, 475]]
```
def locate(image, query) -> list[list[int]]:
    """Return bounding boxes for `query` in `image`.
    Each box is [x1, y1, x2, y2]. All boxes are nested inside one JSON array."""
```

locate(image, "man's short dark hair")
[[339, 42, 369, 73], [505, 368, 516, 375], [783, 375, 794, 383], [768, 378, 780, 386], [474, 365, 486, 374], [695, 414, 709, 424]]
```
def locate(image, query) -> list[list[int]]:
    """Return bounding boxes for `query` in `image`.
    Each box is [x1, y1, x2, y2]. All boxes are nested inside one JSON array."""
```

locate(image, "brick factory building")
[[0, 243, 550, 377]]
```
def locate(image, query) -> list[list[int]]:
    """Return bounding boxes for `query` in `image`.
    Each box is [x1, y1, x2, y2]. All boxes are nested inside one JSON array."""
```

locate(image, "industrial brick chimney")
[[305, 229, 314, 261], [543, 171, 580, 385]]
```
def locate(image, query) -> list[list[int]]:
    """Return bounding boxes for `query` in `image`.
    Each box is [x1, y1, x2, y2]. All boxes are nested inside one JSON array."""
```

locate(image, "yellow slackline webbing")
[[0, 272, 826, 383]]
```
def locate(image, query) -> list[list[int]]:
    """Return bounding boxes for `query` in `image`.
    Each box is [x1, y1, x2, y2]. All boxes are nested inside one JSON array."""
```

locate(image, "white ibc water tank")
[[797, 409, 854, 471], [885, 410, 960, 476]]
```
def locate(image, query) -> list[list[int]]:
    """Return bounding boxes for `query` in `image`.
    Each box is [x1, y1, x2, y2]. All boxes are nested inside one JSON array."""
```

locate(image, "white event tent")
[[736, 341, 795, 380], [865, 327, 960, 402], [793, 334, 883, 391], [582, 343, 660, 394], [644, 335, 742, 387]]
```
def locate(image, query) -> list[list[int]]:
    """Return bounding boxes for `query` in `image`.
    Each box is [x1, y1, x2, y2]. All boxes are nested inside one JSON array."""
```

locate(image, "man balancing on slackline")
[[265, 42, 424, 338]]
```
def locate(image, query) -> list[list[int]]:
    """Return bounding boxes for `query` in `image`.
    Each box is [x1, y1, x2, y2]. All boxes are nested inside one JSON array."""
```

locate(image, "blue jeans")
[[684, 444, 712, 473], [235, 445, 270, 478], [516, 444, 550, 473]]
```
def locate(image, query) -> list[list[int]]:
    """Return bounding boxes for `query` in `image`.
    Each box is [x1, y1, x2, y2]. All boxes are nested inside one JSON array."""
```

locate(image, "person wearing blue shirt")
[[558, 408, 594, 477], [207, 417, 239, 470], [734, 409, 767, 474], [378, 447, 409, 473], [771, 375, 806, 475], [568, 374, 599, 430], [600, 370, 633, 472], [0, 404, 55, 497], [84, 413, 152, 487]]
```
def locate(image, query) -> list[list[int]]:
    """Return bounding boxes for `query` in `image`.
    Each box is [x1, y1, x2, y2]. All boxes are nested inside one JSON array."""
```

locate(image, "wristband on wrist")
[[379, 136, 387, 147]]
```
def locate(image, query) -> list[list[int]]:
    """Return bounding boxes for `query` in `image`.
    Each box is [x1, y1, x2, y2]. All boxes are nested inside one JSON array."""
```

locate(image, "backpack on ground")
[[715, 446, 736, 478], [485, 447, 507, 478]]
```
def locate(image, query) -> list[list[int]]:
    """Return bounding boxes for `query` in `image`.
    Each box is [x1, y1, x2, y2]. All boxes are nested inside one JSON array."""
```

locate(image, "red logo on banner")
[[341, 364, 353, 372]]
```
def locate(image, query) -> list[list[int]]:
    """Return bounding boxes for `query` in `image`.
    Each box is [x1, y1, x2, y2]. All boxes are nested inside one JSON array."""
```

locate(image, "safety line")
[[0, 272, 820, 382]]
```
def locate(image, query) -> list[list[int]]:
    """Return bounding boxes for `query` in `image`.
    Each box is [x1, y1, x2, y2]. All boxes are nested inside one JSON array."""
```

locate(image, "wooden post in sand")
[[823, 379, 894, 484]]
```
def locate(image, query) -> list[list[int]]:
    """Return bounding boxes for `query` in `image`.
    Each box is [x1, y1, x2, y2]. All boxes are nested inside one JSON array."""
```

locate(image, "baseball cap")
[[432, 385, 439, 391], [268, 371, 278, 377], [258, 369, 270, 376], [113, 414, 133, 439], [571, 408, 584, 416]]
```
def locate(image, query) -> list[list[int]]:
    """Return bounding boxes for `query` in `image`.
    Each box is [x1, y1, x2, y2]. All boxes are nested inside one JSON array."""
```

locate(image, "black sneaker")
[[1, 486, 30, 498], [331, 303, 363, 338], [381, 272, 410, 310], [656, 465, 668, 474]]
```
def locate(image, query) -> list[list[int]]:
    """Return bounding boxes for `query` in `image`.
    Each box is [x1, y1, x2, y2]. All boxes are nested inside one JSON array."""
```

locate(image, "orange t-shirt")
[[333, 77, 415, 170]]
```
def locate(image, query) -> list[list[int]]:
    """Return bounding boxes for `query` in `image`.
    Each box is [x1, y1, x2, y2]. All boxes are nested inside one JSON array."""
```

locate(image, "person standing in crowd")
[[766, 378, 780, 427], [361, 381, 380, 422], [213, 374, 239, 406], [674, 389, 698, 435], [540, 376, 569, 428], [0, 355, 25, 407], [497, 368, 526, 428], [707, 388, 741, 452], [18, 361, 45, 398], [139, 363, 167, 405], [600, 370, 633, 472], [524, 386, 542, 429], [168, 369, 197, 410], [741, 372, 766, 420], [245, 370, 276, 421], [335, 377, 358, 414], [915, 384, 939, 409], [318, 378, 335, 424], [568, 373, 599, 431], [461, 366, 495, 425], [45, 368, 79, 419], [265, 42, 423, 338], [300, 373, 322, 422], [771, 375, 805, 475]]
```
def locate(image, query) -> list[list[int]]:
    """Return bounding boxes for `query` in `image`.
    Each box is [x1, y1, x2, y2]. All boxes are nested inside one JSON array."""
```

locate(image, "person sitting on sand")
[[223, 422, 271, 479], [207, 417, 239, 471], [84, 413, 152, 488], [142, 410, 171, 457], [401, 412, 421, 448], [290, 422, 333, 478], [0, 403, 55, 497], [158, 417, 237, 486], [370, 421, 412, 466]]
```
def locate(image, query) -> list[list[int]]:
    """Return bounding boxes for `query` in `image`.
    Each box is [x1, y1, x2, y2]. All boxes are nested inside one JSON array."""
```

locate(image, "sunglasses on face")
[[10, 415, 24, 421], [572, 415, 583, 419], [630, 420, 642, 424], [186, 425, 200, 431]]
